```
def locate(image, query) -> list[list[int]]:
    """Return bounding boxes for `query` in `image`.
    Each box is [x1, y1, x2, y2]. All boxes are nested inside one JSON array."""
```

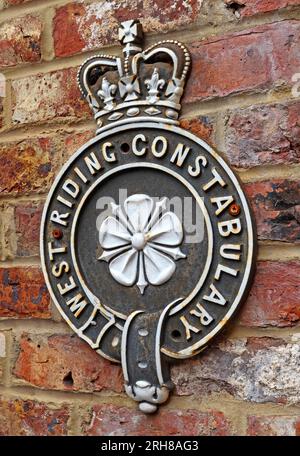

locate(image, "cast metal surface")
[[40, 20, 256, 414]]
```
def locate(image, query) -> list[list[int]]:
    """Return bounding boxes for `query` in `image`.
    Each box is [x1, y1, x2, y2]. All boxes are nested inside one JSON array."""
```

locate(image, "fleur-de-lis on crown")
[[145, 68, 166, 104], [97, 77, 117, 111]]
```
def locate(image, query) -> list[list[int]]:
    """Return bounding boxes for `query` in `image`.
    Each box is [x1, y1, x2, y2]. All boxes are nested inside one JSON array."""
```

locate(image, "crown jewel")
[[77, 19, 191, 134]]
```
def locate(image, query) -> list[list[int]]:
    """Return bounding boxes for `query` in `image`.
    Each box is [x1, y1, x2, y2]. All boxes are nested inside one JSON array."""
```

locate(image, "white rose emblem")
[[98, 194, 186, 294]]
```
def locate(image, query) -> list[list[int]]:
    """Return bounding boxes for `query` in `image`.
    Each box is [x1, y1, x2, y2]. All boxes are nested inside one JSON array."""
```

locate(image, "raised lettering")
[[170, 143, 190, 167], [132, 134, 147, 156], [203, 284, 226, 306], [48, 242, 67, 261], [214, 264, 238, 280], [51, 261, 69, 277], [188, 155, 207, 177], [218, 218, 241, 237], [66, 293, 88, 318], [74, 167, 88, 184], [180, 316, 201, 340], [84, 152, 101, 175], [203, 167, 226, 192], [57, 195, 73, 208], [102, 142, 116, 162], [190, 303, 214, 326], [220, 244, 241, 261], [211, 195, 234, 216], [62, 179, 80, 199], [151, 136, 168, 158], [57, 275, 76, 295], [50, 210, 69, 227]]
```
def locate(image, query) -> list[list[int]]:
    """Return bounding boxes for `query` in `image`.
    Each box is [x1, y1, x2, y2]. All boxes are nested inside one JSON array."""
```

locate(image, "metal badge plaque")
[[41, 20, 256, 414]]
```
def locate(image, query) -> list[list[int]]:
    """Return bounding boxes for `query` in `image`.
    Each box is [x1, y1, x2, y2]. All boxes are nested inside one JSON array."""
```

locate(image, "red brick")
[[245, 180, 300, 242], [179, 115, 216, 147], [0, 397, 69, 436], [0, 138, 59, 195], [186, 21, 300, 102], [225, 102, 300, 168], [240, 261, 300, 327], [15, 202, 43, 257], [14, 334, 123, 393], [83, 404, 232, 436], [247, 415, 300, 436], [63, 129, 95, 159], [269, 21, 300, 83], [12, 68, 91, 125], [0, 15, 42, 68], [172, 337, 300, 405], [0, 267, 50, 319], [54, 1, 202, 58], [225, 0, 300, 18]]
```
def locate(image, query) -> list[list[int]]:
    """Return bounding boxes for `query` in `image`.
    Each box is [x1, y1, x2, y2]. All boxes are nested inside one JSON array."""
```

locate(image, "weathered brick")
[[198, 0, 236, 26], [0, 397, 69, 436], [12, 68, 91, 125], [0, 267, 50, 319], [14, 202, 44, 257], [245, 180, 300, 242], [0, 15, 42, 68], [0, 137, 59, 195], [240, 261, 300, 327], [225, 102, 300, 168], [224, 0, 300, 18], [14, 334, 123, 393], [186, 21, 300, 102], [2, 0, 31, 6], [172, 337, 300, 405], [83, 404, 232, 436], [0, 203, 16, 260], [54, 1, 202, 58], [63, 129, 95, 159], [247, 415, 300, 436], [179, 115, 216, 147]]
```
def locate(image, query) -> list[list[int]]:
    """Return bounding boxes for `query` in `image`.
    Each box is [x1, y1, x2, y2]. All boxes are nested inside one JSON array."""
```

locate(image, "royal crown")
[[77, 19, 191, 134]]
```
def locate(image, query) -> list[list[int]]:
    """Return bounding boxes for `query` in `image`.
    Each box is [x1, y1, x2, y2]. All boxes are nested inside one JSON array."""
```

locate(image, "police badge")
[[41, 20, 256, 414]]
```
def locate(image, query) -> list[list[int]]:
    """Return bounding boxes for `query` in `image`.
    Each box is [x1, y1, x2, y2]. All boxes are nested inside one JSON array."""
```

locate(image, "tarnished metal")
[[52, 228, 63, 240], [40, 20, 256, 414], [229, 202, 241, 217]]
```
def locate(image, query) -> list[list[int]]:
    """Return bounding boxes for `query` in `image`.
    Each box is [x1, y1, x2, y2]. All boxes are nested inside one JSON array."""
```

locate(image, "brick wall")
[[0, 0, 300, 436]]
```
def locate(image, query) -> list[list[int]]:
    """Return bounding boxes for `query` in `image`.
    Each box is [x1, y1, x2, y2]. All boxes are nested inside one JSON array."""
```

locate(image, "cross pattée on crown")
[[119, 20, 144, 57]]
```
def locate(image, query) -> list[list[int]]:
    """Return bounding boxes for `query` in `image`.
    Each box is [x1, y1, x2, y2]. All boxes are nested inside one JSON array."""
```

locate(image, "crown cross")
[[77, 19, 191, 134], [119, 75, 140, 101]]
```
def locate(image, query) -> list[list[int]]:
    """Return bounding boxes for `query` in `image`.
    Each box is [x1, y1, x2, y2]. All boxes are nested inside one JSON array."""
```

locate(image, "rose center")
[[131, 233, 146, 250], [126, 83, 134, 94]]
